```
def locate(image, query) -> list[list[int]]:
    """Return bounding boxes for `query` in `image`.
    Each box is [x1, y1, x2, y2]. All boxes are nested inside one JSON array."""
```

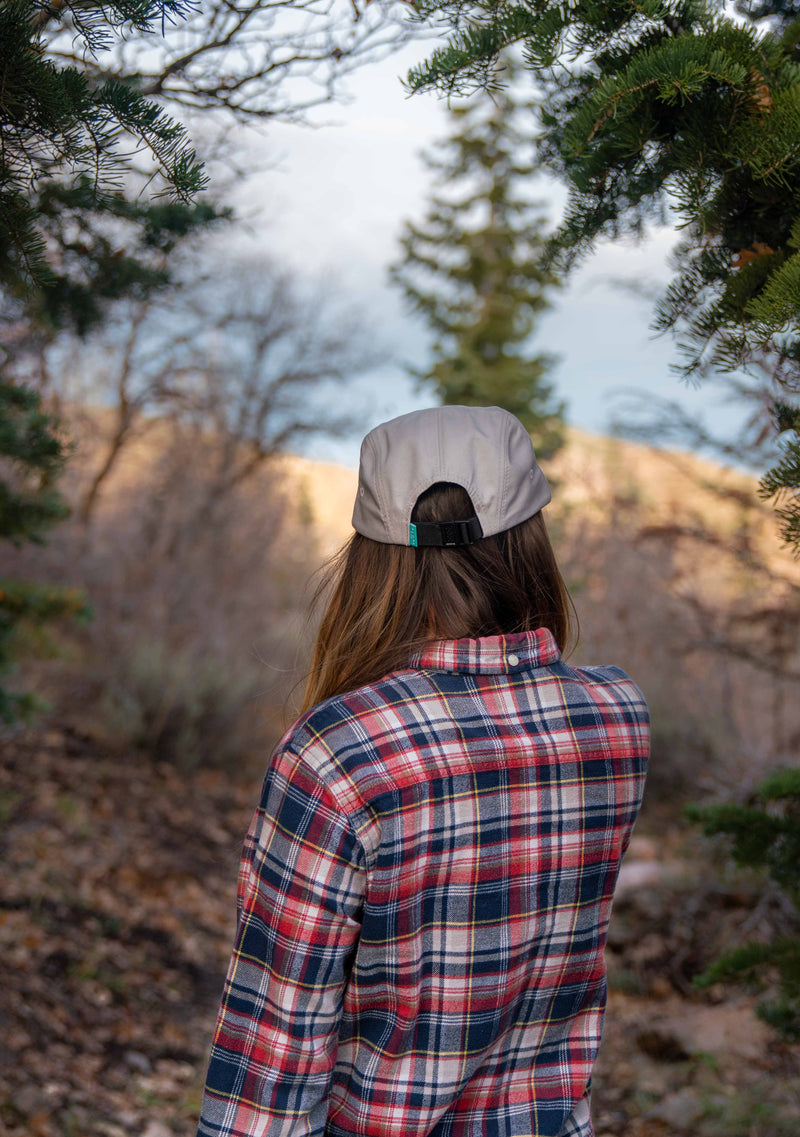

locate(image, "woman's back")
[[196, 407, 650, 1137], [201, 627, 647, 1137]]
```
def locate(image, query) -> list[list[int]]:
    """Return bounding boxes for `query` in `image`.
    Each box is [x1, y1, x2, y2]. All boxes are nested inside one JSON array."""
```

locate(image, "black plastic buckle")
[[411, 515, 484, 547]]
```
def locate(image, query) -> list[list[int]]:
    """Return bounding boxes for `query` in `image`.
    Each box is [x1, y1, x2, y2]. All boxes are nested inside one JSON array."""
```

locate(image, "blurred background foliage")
[[408, 0, 800, 551], [1, 1, 799, 1134]]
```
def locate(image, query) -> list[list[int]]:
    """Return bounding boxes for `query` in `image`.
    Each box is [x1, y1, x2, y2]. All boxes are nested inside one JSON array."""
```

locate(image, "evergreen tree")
[[687, 768, 800, 1041], [0, 383, 88, 722], [0, 1, 220, 333], [391, 80, 564, 454], [0, 1, 215, 720], [405, 0, 800, 549]]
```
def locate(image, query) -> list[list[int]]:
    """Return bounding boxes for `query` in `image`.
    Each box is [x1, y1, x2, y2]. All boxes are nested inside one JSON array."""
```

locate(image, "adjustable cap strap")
[[409, 516, 484, 547]]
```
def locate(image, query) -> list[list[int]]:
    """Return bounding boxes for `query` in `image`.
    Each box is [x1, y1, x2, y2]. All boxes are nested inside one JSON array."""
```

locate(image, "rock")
[[66, 1106, 93, 1128], [646, 1087, 706, 1128], [114, 1110, 140, 1127], [628, 932, 667, 968], [626, 836, 659, 860], [650, 997, 772, 1061], [14, 1085, 50, 1115], [124, 1050, 151, 1073], [606, 913, 633, 950], [638, 1070, 672, 1097], [142, 1122, 173, 1137], [614, 860, 665, 900], [614, 855, 690, 903]]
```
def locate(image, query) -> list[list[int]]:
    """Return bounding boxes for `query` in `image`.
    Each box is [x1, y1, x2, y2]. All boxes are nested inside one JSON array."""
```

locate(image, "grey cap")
[[351, 405, 551, 546]]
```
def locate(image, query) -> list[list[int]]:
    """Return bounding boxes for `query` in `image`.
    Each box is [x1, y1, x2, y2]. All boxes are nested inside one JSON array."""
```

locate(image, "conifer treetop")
[[406, 0, 800, 550], [392, 71, 564, 454]]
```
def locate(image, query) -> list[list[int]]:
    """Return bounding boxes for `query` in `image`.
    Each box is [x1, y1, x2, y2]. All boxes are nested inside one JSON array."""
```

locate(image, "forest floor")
[[1, 726, 798, 1137]]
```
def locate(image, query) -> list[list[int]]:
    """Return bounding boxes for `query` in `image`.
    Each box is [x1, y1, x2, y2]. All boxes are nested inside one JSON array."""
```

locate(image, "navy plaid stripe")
[[197, 629, 649, 1137]]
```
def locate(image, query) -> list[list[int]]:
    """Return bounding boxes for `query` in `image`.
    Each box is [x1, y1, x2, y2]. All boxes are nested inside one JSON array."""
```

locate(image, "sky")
[[218, 39, 747, 469]]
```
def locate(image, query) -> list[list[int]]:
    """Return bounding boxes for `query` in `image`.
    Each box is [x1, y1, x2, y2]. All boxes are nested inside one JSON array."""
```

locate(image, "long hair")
[[302, 482, 577, 712]]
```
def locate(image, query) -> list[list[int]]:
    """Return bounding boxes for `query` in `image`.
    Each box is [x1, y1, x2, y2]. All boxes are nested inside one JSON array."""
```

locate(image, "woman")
[[196, 405, 650, 1137]]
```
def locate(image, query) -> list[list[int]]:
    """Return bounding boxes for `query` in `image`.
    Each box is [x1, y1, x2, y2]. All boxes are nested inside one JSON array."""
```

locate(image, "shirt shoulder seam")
[[280, 739, 381, 868]]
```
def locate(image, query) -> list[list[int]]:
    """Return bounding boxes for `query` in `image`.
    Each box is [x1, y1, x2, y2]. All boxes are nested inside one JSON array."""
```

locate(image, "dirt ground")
[[1, 726, 798, 1137]]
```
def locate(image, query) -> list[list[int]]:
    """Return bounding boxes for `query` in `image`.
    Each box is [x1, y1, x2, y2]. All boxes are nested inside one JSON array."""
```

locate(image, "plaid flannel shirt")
[[197, 627, 649, 1137]]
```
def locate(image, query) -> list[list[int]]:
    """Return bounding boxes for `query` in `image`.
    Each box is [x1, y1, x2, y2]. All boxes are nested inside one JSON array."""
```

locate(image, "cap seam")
[[436, 407, 444, 489], [499, 410, 511, 533], [368, 434, 392, 542]]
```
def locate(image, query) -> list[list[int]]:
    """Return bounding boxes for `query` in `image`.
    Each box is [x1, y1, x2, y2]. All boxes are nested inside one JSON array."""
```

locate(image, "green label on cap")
[[409, 522, 418, 547]]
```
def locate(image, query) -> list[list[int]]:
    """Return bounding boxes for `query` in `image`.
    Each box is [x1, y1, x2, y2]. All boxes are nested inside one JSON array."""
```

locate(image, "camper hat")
[[351, 405, 551, 548]]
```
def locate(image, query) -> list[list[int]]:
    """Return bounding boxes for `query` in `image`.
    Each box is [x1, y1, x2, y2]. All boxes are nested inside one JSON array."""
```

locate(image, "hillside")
[[57, 405, 798, 574], [279, 426, 798, 579], [19, 409, 800, 783]]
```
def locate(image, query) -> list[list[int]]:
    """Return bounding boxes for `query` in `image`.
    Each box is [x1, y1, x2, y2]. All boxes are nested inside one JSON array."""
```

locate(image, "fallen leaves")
[[0, 726, 253, 1137], [1, 725, 798, 1136]]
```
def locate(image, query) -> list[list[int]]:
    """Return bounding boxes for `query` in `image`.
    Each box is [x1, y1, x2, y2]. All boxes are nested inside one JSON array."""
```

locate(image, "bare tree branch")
[[42, 0, 418, 123], [7, 253, 382, 522]]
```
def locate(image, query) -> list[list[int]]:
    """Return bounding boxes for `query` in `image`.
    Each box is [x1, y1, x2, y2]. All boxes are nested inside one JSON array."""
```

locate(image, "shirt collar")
[[408, 627, 561, 676]]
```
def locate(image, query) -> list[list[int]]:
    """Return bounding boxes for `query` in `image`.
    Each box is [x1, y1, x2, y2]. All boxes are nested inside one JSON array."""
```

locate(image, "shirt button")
[[507, 653, 519, 666]]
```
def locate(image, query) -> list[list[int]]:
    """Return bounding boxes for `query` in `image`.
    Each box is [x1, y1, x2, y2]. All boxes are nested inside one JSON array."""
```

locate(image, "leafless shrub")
[[11, 413, 318, 768], [2, 247, 381, 764], [555, 482, 800, 816], [10, 254, 379, 524]]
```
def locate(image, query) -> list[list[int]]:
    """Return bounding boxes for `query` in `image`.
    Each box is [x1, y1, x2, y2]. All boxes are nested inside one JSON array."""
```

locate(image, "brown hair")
[[301, 482, 577, 712]]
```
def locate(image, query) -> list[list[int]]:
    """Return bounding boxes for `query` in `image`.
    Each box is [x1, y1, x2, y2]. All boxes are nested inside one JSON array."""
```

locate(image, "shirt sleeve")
[[196, 745, 366, 1137]]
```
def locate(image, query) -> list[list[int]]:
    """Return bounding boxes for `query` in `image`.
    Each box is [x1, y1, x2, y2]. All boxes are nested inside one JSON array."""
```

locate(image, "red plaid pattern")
[[197, 627, 649, 1137]]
